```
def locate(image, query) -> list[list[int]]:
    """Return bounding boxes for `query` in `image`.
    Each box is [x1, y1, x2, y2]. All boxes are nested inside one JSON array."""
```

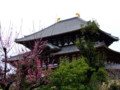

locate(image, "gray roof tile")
[[15, 17, 87, 42], [51, 45, 80, 55], [15, 17, 119, 42], [105, 64, 120, 69], [6, 45, 80, 61]]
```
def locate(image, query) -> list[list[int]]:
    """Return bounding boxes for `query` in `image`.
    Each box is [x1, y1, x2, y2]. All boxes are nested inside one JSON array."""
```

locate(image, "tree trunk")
[[3, 47, 7, 82]]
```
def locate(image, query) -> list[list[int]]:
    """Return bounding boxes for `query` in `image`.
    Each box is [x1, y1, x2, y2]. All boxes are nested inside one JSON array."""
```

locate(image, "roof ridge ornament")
[[57, 18, 60, 22], [76, 13, 80, 17]]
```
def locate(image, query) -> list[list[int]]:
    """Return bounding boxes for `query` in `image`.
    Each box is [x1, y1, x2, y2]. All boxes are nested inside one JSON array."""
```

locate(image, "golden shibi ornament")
[[76, 13, 80, 17], [57, 18, 60, 22]]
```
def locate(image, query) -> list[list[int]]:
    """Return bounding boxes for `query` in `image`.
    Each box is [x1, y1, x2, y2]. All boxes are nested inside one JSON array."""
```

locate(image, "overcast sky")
[[0, 0, 120, 53]]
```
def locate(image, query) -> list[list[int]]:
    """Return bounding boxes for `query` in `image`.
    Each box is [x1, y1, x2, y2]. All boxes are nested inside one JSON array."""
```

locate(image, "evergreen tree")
[[76, 21, 108, 89]]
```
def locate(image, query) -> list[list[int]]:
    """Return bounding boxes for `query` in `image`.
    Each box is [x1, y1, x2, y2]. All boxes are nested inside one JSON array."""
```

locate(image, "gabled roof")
[[15, 17, 119, 43], [15, 17, 87, 42]]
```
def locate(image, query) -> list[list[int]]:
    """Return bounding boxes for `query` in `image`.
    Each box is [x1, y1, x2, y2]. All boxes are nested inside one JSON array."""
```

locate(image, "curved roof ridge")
[[18, 17, 83, 38], [15, 17, 87, 42], [22, 17, 87, 37], [15, 17, 118, 43]]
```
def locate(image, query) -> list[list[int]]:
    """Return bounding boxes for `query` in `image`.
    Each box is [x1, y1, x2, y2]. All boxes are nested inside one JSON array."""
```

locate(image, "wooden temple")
[[7, 17, 120, 70]]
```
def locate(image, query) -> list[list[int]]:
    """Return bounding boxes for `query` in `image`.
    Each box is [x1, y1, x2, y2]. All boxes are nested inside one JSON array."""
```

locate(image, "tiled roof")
[[15, 17, 119, 43], [105, 64, 120, 69], [51, 45, 80, 55], [6, 45, 80, 61], [15, 17, 87, 42], [5, 42, 120, 63]]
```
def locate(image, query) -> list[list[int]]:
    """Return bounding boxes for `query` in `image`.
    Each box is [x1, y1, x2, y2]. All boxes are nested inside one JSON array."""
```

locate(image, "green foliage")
[[52, 57, 90, 89], [76, 39, 105, 68], [76, 21, 108, 90], [76, 21, 106, 68], [39, 57, 92, 90], [89, 67, 108, 90], [38, 57, 108, 90], [80, 21, 100, 42]]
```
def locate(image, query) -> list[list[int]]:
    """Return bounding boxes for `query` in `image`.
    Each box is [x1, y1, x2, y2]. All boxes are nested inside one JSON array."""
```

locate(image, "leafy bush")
[[38, 57, 91, 90], [89, 67, 108, 90], [51, 57, 91, 89], [38, 58, 108, 90]]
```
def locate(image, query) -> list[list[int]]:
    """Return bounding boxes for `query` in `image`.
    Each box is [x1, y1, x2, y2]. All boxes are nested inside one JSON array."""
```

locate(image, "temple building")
[[7, 17, 120, 70]]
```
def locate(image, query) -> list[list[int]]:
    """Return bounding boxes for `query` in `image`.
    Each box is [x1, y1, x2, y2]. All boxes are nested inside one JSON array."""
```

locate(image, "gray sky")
[[0, 0, 120, 52]]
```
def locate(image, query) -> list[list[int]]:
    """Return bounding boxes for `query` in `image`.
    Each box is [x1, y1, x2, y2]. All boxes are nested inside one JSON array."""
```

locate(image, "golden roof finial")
[[57, 18, 60, 22], [76, 13, 80, 17]]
